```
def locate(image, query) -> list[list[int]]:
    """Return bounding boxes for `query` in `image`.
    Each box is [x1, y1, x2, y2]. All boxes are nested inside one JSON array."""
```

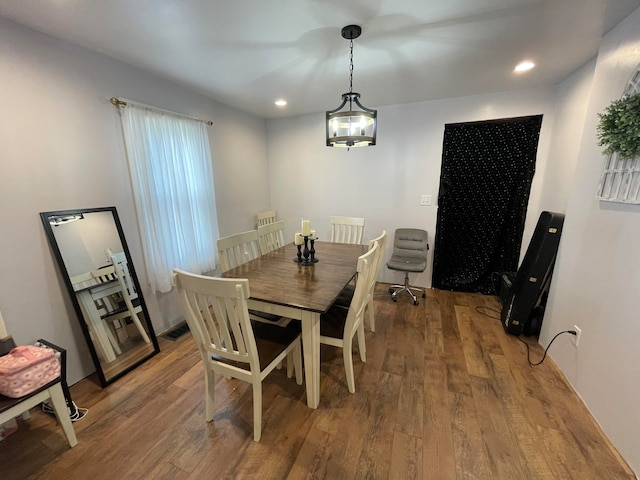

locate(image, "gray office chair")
[[386, 229, 429, 305]]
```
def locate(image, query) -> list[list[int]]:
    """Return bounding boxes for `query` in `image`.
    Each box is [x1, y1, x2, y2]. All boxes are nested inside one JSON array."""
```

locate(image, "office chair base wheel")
[[388, 277, 426, 306]]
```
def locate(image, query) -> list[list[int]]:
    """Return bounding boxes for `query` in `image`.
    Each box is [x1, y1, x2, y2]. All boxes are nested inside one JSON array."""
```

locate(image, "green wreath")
[[596, 93, 640, 160]]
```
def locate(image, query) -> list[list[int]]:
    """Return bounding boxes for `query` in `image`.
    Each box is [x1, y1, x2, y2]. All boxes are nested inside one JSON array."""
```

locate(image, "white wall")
[[539, 59, 597, 214], [0, 18, 270, 384], [542, 7, 640, 474], [267, 88, 558, 286]]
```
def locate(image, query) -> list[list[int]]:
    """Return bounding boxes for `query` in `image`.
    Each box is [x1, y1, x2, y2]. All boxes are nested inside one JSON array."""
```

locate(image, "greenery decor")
[[596, 92, 640, 160]]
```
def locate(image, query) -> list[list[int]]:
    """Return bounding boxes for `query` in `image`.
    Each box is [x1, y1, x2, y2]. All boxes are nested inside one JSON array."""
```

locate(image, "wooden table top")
[[220, 241, 367, 314]]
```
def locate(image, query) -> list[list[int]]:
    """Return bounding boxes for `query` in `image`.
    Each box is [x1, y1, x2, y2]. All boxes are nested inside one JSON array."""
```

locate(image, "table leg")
[[301, 310, 320, 409]]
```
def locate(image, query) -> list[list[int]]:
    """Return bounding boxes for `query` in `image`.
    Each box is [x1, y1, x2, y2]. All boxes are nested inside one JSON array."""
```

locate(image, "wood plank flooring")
[[0, 285, 635, 479]]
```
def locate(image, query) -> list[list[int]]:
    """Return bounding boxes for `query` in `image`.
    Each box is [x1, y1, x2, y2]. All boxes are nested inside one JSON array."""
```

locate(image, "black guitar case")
[[501, 211, 565, 336]]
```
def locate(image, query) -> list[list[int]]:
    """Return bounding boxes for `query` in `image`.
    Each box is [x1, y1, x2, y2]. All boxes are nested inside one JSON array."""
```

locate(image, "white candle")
[[294, 233, 304, 245], [309, 230, 317, 240], [301, 218, 311, 236]]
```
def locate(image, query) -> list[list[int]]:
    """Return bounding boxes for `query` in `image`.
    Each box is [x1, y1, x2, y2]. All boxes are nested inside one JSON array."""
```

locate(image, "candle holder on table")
[[294, 236, 319, 266]]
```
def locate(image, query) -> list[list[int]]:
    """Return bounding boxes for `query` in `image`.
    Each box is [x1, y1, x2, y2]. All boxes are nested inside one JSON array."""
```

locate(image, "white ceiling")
[[1, 0, 639, 119]]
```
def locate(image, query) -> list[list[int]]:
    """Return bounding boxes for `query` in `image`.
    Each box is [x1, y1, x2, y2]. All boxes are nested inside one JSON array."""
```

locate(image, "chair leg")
[[343, 337, 356, 394], [252, 380, 262, 442], [129, 311, 151, 344], [286, 341, 303, 385], [49, 383, 77, 447], [286, 355, 293, 378], [204, 368, 215, 422], [389, 272, 426, 305], [367, 296, 376, 332], [357, 324, 366, 363]]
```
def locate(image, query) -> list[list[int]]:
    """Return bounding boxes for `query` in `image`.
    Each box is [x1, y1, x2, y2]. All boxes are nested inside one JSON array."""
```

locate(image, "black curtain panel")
[[432, 115, 543, 294]]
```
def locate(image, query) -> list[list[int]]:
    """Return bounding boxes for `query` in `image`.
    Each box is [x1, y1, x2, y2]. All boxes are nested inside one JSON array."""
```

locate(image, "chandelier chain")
[[349, 39, 354, 94]]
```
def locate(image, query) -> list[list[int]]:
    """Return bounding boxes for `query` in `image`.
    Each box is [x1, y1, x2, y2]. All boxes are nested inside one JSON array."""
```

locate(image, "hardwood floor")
[[1, 285, 635, 479]]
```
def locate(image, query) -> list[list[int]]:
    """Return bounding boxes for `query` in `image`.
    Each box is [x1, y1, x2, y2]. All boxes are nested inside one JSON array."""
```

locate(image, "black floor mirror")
[[40, 207, 160, 386]]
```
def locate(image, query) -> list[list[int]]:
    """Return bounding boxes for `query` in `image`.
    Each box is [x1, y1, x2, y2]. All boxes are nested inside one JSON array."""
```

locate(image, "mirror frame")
[[40, 206, 160, 387]]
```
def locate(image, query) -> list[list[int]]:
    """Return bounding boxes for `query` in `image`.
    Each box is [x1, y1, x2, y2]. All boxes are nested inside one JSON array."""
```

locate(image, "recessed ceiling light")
[[275, 99, 287, 107], [514, 61, 535, 73]]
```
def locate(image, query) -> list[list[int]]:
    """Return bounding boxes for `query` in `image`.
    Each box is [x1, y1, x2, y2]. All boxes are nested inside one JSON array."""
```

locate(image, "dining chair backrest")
[[70, 271, 98, 291], [257, 220, 286, 254], [343, 242, 379, 341], [173, 271, 258, 371], [91, 266, 118, 284], [330, 216, 365, 244], [256, 210, 277, 227], [217, 230, 261, 272], [370, 230, 387, 282], [108, 252, 138, 301], [88, 266, 121, 313]]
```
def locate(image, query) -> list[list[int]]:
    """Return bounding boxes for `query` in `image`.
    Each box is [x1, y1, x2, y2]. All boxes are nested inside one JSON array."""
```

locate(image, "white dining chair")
[[319, 241, 379, 393], [330, 216, 365, 244], [218, 230, 289, 327], [256, 210, 277, 227], [334, 230, 387, 332], [173, 270, 303, 441], [257, 220, 286, 254], [104, 252, 151, 344], [217, 230, 261, 272]]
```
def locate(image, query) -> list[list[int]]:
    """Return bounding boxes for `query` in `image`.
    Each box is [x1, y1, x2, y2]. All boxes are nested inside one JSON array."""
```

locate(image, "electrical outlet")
[[420, 195, 432, 206], [572, 325, 582, 347]]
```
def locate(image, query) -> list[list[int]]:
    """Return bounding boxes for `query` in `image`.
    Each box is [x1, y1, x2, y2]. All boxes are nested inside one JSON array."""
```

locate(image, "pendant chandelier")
[[326, 25, 377, 148]]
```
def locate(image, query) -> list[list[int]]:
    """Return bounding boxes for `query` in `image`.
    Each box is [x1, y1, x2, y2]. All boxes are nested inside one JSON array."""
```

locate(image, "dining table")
[[220, 240, 367, 408]]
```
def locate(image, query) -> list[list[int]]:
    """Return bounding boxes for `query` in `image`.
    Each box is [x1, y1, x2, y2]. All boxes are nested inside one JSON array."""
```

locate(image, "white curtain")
[[119, 103, 219, 293]]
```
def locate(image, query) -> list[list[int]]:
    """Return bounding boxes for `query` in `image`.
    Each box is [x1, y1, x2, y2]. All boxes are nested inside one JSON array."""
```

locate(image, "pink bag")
[[0, 345, 61, 398]]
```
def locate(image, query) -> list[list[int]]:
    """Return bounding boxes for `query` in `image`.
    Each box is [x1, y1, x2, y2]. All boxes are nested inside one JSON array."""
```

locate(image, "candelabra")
[[294, 235, 318, 266]]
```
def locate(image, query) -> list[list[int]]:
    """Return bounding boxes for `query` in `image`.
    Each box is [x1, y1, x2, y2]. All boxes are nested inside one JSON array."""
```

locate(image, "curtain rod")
[[110, 97, 213, 126]]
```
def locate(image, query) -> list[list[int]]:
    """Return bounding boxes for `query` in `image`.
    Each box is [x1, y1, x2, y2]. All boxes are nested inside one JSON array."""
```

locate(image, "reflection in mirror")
[[40, 207, 159, 386]]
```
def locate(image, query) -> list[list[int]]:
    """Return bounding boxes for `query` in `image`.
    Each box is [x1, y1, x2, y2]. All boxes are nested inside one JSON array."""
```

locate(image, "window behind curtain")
[[119, 103, 219, 293]]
